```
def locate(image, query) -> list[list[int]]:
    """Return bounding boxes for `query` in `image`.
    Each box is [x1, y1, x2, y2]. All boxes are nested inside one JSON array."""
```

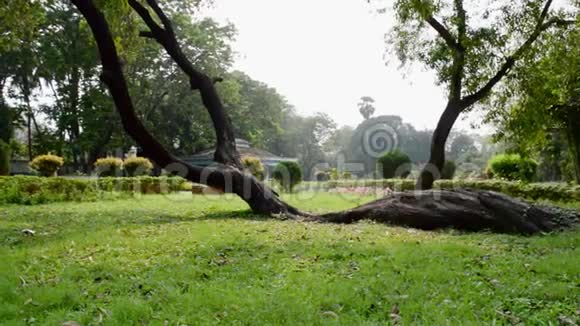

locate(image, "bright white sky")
[[201, 0, 479, 131]]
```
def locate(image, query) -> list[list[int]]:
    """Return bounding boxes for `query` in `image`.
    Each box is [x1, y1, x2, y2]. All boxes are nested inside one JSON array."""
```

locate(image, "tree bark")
[[318, 189, 578, 234], [416, 101, 461, 189]]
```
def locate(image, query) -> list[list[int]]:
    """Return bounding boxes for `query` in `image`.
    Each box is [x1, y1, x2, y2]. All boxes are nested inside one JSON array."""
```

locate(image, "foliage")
[[378, 150, 411, 179], [0, 194, 577, 324], [0, 176, 187, 205], [358, 96, 376, 120], [123, 157, 153, 177], [94, 157, 123, 177], [272, 111, 337, 178], [0, 140, 10, 176], [241, 156, 265, 181], [2, 0, 239, 171], [94, 176, 187, 194], [488, 154, 538, 182], [486, 26, 580, 183], [441, 160, 456, 179], [29, 154, 64, 177], [272, 161, 303, 192]]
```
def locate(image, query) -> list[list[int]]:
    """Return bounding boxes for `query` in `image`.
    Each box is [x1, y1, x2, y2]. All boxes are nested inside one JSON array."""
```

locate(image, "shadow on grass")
[[136, 209, 270, 225]]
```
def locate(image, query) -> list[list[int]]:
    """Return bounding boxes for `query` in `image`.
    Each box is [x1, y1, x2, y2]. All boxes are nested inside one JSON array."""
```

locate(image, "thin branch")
[[461, 0, 561, 108], [426, 16, 462, 52]]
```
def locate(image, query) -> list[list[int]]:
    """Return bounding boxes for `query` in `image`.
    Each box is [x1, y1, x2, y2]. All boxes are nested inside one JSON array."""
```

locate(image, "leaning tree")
[[69, 0, 578, 234], [386, 0, 576, 189]]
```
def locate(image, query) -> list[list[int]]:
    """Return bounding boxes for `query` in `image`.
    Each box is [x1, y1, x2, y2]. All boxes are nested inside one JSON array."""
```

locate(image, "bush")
[[241, 156, 265, 180], [94, 157, 123, 177], [29, 154, 64, 177], [272, 161, 302, 192], [378, 150, 411, 179], [488, 154, 538, 182], [124, 156, 153, 177], [441, 160, 456, 179], [95, 176, 187, 194], [342, 171, 352, 180], [0, 140, 9, 176], [0, 176, 189, 205]]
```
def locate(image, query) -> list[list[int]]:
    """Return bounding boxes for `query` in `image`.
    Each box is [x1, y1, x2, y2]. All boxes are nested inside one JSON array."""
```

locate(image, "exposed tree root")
[[314, 189, 578, 234]]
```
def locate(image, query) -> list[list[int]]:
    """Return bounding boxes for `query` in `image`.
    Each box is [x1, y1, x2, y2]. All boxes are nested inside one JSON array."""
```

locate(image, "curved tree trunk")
[[416, 101, 461, 190], [71, 0, 578, 235]]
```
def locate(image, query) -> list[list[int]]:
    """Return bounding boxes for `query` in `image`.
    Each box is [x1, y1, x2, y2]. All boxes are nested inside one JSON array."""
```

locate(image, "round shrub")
[[487, 154, 538, 182], [441, 160, 456, 179], [124, 156, 153, 177], [378, 150, 411, 179], [272, 161, 302, 192], [94, 157, 123, 177], [242, 156, 265, 181], [29, 154, 64, 177], [0, 140, 10, 176], [342, 171, 352, 180]]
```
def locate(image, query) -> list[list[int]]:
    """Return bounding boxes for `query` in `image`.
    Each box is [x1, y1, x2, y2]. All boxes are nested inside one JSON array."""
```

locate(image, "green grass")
[[0, 193, 578, 325]]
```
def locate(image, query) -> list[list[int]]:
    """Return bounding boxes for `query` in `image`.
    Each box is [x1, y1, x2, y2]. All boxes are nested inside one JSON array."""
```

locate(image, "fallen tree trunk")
[[317, 189, 578, 234], [70, 0, 578, 235]]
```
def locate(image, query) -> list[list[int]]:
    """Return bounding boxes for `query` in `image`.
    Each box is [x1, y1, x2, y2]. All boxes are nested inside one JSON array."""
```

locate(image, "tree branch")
[[460, 0, 562, 108], [426, 16, 462, 52], [127, 0, 242, 168]]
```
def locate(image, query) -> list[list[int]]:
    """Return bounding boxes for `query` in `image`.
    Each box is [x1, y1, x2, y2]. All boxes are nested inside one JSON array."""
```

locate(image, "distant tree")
[[448, 133, 477, 161], [358, 96, 376, 120], [387, 0, 575, 189], [273, 111, 336, 178]]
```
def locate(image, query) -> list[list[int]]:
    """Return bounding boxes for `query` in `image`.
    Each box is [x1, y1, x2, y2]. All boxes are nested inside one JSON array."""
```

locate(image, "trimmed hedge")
[[295, 179, 580, 202], [487, 154, 538, 182], [0, 176, 188, 205], [378, 150, 411, 178], [272, 161, 303, 192]]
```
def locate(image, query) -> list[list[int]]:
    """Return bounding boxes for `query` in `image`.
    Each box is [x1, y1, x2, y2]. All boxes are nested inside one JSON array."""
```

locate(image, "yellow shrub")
[[242, 156, 265, 180], [29, 154, 64, 177], [94, 157, 123, 177], [124, 157, 153, 177]]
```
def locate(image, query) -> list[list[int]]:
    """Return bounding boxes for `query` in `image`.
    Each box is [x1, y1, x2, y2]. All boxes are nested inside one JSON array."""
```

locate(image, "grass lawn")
[[0, 193, 578, 325]]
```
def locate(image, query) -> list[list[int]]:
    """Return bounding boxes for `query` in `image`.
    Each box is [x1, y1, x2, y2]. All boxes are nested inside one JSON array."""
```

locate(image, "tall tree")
[[67, 0, 577, 234], [358, 96, 376, 120], [387, 0, 575, 189]]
